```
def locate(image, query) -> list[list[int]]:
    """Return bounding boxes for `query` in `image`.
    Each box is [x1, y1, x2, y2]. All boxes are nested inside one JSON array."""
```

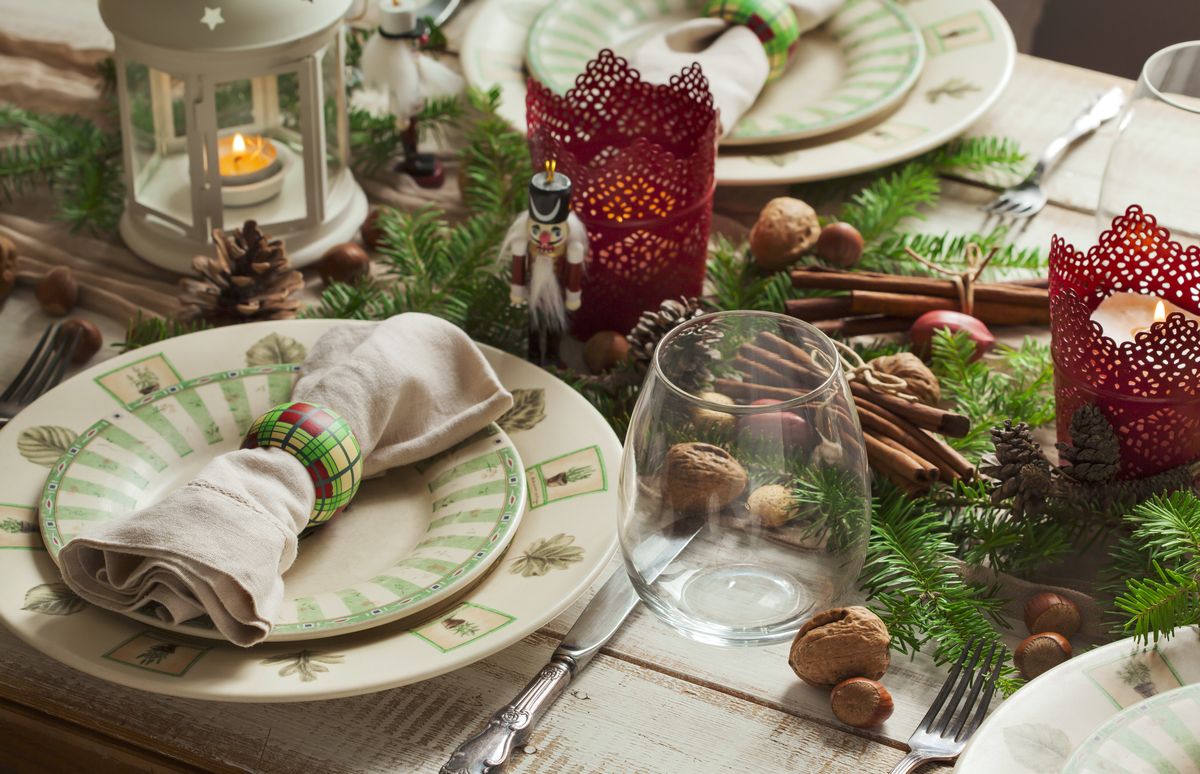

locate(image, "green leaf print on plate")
[[1003, 723, 1072, 772], [498, 388, 546, 432], [16, 426, 76, 467], [263, 650, 344, 682], [510, 533, 584, 577], [245, 332, 307, 366], [22, 583, 86, 616]]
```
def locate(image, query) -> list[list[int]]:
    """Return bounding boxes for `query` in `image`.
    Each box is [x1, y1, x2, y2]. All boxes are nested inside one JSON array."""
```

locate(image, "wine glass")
[[618, 311, 871, 647], [1098, 41, 1200, 245]]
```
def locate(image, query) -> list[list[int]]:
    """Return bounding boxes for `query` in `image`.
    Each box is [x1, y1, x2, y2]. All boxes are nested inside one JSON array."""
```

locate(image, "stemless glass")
[[618, 311, 871, 647], [1098, 41, 1200, 246]]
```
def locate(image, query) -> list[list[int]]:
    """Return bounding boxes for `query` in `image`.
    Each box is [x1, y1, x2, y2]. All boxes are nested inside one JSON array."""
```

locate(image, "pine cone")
[[980, 421, 1054, 519], [178, 220, 304, 325], [626, 297, 719, 392], [1057, 404, 1120, 482]]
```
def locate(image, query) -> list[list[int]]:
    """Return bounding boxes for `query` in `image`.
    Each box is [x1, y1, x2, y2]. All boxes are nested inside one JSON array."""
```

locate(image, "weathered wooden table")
[[0, 3, 1131, 771]]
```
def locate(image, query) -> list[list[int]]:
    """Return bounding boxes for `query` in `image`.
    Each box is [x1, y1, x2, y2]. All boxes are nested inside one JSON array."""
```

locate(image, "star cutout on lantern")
[[200, 7, 225, 30]]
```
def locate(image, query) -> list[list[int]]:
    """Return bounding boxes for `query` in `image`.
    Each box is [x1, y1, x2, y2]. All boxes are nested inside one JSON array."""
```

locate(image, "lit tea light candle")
[[1089, 291, 1200, 345], [218, 132, 282, 186]]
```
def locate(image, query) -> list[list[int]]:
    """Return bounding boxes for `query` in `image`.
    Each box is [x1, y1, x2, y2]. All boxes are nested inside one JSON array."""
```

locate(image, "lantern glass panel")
[[125, 60, 191, 227], [213, 70, 307, 225], [320, 42, 345, 196]]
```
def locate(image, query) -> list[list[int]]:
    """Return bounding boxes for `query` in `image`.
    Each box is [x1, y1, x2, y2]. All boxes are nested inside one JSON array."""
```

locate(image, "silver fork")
[[982, 87, 1125, 219], [888, 639, 1005, 774], [0, 323, 82, 429]]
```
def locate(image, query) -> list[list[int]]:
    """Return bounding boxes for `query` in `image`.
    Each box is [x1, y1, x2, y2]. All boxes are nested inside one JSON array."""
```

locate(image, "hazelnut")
[[868, 352, 940, 406], [691, 392, 736, 433], [749, 197, 820, 271], [830, 678, 894, 728], [35, 266, 78, 316], [747, 484, 796, 528], [790, 606, 891, 688], [1024, 592, 1081, 638], [814, 222, 864, 269], [662, 442, 748, 513], [317, 243, 371, 285], [583, 330, 629, 373], [361, 209, 385, 251], [0, 234, 15, 300], [1014, 632, 1071, 680], [59, 318, 102, 364]]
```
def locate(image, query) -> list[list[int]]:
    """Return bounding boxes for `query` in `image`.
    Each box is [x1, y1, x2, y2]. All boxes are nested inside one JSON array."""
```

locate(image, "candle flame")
[[232, 132, 247, 154], [1155, 300, 1166, 324]]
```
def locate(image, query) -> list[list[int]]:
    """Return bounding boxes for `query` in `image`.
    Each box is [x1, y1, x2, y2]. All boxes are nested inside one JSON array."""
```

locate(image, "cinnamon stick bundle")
[[786, 291, 1050, 326], [813, 316, 912, 337], [848, 381, 970, 438], [791, 267, 1049, 306]]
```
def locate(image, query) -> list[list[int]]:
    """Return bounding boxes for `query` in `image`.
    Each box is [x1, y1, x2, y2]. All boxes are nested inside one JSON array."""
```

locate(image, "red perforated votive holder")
[[526, 49, 718, 338], [1049, 205, 1200, 479]]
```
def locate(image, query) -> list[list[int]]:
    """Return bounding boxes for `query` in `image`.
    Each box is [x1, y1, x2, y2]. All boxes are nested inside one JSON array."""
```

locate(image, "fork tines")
[[0, 323, 82, 404], [919, 638, 1005, 743]]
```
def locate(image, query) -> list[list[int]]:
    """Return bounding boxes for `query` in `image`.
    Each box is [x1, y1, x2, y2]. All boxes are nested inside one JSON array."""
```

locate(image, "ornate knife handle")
[[440, 657, 575, 774]]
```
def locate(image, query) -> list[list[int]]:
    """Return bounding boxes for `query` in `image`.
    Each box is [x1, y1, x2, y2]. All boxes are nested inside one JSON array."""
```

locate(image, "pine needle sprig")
[[838, 162, 942, 245], [705, 236, 795, 313], [860, 485, 1019, 694], [116, 314, 214, 353], [862, 229, 1045, 277], [1116, 563, 1200, 643]]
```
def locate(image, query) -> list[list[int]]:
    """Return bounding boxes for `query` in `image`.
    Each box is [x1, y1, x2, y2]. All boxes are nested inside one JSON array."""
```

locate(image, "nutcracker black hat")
[[528, 161, 572, 225]]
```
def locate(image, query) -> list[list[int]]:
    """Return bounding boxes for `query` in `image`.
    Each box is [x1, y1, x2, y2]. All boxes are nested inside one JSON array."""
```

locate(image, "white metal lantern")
[[99, 0, 368, 272]]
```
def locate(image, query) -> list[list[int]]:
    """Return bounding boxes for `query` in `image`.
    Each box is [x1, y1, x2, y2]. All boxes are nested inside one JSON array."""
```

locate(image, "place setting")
[[3, 0, 1200, 770]]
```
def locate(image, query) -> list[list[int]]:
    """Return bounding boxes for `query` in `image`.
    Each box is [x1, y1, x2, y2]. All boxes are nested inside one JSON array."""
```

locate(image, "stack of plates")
[[0, 320, 621, 701], [462, 0, 1016, 185]]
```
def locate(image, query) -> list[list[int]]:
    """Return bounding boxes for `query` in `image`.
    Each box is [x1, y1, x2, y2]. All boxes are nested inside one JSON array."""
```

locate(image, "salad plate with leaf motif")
[[0, 320, 619, 701], [956, 631, 1200, 772]]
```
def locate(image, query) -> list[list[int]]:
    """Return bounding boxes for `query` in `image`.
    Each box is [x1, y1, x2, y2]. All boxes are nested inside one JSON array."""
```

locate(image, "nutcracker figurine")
[[359, 0, 463, 187], [502, 161, 588, 364]]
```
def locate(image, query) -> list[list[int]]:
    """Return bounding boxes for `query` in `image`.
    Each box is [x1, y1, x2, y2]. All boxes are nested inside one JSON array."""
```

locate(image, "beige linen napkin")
[[629, 0, 843, 136], [57, 314, 513, 646]]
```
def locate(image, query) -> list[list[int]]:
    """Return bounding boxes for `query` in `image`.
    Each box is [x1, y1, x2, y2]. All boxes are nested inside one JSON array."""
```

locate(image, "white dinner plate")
[[36, 360, 526, 642], [957, 632, 1200, 772], [461, 0, 1015, 185], [0, 320, 620, 701], [526, 0, 925, 145]]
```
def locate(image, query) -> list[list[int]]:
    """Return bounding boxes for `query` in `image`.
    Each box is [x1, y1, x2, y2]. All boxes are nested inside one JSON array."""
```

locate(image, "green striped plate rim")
[[38, 364, 526, 640], [526, 0, 924, 144]]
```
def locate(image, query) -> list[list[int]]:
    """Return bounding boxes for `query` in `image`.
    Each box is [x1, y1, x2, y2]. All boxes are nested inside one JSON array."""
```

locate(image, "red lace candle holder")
[[1049, 205, 1200, 479], [526, 49, 718, 338]]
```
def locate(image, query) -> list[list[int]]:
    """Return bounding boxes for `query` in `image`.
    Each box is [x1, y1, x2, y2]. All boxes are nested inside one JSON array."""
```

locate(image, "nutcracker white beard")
[[529, 253, 567, 334]]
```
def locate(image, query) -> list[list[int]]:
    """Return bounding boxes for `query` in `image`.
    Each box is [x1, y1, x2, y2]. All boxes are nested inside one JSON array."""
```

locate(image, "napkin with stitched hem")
[[57, 314, 513, 646]]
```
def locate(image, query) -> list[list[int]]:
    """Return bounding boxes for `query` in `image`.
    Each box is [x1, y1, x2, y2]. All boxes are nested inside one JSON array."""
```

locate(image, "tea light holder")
[[1049, 205, 1200, 478], [526, 50, 718, 338], [99, 0, 367, 273]]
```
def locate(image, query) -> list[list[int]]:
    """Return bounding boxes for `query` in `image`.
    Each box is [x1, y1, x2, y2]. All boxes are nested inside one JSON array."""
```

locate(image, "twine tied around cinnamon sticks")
[[829, 339, 921, 404], [902, 242, 997, 317]]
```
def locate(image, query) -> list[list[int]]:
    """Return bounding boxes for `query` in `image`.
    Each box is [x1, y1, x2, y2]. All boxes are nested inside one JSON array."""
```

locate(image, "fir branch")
[[117, 314, 213, 353], [348, 106, 404, 175], [1116, 563, 1200, 643], [837, 162, 941, 246], [415, 94, 465, 142], [460, 87, 529, 218], [931, 330, 1055, 459], [705, 236, 795, 313], [861, 229, 1045, 277], [860, 485, 1019, 694]]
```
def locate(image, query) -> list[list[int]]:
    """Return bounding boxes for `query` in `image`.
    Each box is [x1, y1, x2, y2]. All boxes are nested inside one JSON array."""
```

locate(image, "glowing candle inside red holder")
[[1049, 205, 1200, 479]]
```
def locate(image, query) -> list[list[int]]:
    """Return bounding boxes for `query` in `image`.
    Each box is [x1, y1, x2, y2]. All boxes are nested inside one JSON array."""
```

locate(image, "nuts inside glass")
[[618, 311, 871, 646]]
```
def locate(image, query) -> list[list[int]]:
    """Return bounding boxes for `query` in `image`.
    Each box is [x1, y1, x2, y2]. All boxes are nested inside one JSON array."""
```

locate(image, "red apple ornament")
[[741, 399, 813, 448], [909, 310, 995, 361]]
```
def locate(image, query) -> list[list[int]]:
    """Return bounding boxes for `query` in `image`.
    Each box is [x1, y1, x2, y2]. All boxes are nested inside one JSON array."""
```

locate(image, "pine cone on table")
[[626, 297, 718, 392], [980, 420, 1053, 519], [178, 220, 304, 325], [1057, 404, 1121, 482]]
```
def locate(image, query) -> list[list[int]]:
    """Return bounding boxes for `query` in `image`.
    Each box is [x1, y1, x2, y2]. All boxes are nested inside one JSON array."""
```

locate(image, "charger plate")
[[526, 0, 925, 145], [37, 366, 526, 642], [462, 0, 1014, 184], [0, 320, 620, 701], [956, 632, 1200, 772]]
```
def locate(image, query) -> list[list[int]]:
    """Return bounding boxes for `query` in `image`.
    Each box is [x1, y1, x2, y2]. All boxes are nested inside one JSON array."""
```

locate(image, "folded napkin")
[[58, 314, 513, 646], [628, 0, 842, 136]]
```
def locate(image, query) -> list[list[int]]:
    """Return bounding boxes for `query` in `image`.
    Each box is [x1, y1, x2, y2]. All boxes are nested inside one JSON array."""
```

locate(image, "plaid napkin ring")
[[703, 0, 800, 81], [241, 401, 364, 526]]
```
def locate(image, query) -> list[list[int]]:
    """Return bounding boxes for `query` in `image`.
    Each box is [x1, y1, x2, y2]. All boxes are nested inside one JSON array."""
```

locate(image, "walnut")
[[662, 442, 747, 513], [868, 352, 941, 406], [0, 234, 15, 300], [789, 606, 891, 688], [749, 197, 820, 271]]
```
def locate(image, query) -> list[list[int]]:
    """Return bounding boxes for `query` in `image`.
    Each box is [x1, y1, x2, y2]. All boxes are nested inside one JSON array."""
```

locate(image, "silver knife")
[[440, 527, 700, 774]]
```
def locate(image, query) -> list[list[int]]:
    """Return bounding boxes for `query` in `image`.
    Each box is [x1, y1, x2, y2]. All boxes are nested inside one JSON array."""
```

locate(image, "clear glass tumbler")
[[618, 311, 871, 647], [1098, 41, 1200, 246]]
